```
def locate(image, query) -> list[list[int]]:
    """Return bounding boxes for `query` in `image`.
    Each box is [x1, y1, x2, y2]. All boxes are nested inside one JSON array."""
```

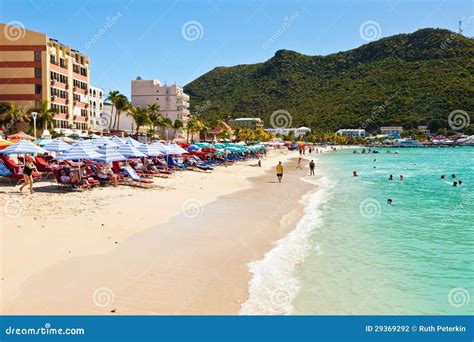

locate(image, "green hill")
[[184, 28, 474, 133]]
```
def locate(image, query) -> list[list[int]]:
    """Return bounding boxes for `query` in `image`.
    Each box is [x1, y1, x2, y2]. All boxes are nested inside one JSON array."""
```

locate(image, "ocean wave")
[[240, 176, 333, 315]]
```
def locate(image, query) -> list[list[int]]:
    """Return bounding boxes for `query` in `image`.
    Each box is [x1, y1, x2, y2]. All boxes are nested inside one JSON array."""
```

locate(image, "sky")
[[1, 0, 472, 97]]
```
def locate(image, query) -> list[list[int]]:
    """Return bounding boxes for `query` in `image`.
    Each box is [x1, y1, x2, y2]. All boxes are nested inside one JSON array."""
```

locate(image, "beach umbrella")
[[92, 136, 119, 148], [151, 142, 174, 155], [72, 139, 98, 151], [167, 143, 188, 155], [7, 131, 35, 141], [124, 136, 142, 147], [187, 144, 201, 151], [117, 143, 146, 158], [35, 137, 53, 146], [96, 145, 127, 163], [54, 144, 102, 161], [109, 135, 124, 144], [137, 144, 163, 157], [0, 139, 13, 149], [43, 139, 73, 152], [0, 140, 47, 154]]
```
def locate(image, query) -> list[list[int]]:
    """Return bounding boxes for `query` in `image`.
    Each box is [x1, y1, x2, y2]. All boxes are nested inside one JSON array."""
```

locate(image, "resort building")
[[230, 118, 264, 130], [417, 125, 431, 136], [336, 128, 366, 138], [131, 78, 190, 124], [380, 126, 403, 134], [265, 127, 311, 137], [89, 85, 104, 132], [0, 23, 91, 135]]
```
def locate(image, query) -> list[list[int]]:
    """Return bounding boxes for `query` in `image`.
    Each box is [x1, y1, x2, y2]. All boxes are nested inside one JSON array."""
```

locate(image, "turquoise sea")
[[241, 147, 473, 315], [292, 147, 474, 315]]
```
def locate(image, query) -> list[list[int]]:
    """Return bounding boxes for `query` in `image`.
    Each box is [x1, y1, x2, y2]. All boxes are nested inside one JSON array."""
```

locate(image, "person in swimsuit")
[[19, 155, 37, 194], [276, 162, 283, 183]]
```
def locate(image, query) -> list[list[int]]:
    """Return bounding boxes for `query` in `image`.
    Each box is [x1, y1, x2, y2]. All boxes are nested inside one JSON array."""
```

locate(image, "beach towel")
[[0, 161, 12, 176]]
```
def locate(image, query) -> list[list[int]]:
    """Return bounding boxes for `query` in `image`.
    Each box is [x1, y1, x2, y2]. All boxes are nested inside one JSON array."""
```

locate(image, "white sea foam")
[[240, 176, 333, 315]]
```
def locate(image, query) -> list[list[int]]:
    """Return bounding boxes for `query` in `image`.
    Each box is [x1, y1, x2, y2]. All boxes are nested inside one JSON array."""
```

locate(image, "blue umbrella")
[[187, 144, 201, 151], [35, 137, 53, 146], [137, 144, 163, 156], [110, 135, 124, 144], [54, 144, 103, 161], [124, 136, 142, 147], [43, 139, 73, 152], [92, 136, 119, 148], [151, 142, 174, 155], [96, 145, 126, 163], [0, 140, 47, 154], [117, 143, 146, 158]]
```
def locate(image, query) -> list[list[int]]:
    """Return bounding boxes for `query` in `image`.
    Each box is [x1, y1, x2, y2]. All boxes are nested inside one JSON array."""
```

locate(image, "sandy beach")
[[0, 149, 318, 314]]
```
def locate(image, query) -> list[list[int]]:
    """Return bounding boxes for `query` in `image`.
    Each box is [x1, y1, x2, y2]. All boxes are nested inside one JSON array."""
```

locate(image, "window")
[[35, 85, 42, 94], [34, 68, 41, 78], [50, 55, 56, 64], [34, 51, 41, 61], [166, 96, 170, 102], [60, 58, 66, 68]]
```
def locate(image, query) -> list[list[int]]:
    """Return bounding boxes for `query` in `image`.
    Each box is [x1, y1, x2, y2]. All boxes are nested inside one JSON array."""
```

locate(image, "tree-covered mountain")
[[184, 28, 474, 133]]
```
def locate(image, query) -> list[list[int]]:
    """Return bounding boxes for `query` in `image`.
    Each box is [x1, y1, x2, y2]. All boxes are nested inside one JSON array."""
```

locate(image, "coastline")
[[1, 149, 317, 314]]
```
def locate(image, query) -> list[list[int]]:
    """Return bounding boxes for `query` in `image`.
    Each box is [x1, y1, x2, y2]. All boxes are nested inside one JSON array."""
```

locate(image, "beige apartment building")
[[0, 23, 91, 133], [131, 78, 190, 124]]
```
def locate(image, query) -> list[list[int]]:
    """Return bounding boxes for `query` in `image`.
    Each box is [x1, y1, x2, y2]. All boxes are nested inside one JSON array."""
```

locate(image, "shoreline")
[[1, 149, 318, 314]]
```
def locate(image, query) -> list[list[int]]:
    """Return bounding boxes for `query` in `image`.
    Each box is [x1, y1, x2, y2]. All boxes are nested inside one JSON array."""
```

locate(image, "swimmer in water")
[[353, 171, 358, 177], [387, 198, 393, 205], [388, 174, 393, 181]]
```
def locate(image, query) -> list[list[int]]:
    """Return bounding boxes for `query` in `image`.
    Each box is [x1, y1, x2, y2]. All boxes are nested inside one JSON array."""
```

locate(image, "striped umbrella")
[[96, 145, 126, 163], [167, 143, 188, 155], [124, 136, 142, 147], [137, 144, 163, 156], [54, 144, 103, 161], [117, 143, 146, 158], [72, 140, 99, 151], [43, 139, 73, 152], [0, 140, 47, 154], [92, 136, 119, 148], [151, 142, 174, 155], [110, 135, 124, 144]]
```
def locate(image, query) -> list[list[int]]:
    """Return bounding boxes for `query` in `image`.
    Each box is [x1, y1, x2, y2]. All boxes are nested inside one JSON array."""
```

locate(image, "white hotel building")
[[336, 129, 366, 138], [131, 78, 190, 124], [89, 85, 104, 132], [265, 127, 311, 137]]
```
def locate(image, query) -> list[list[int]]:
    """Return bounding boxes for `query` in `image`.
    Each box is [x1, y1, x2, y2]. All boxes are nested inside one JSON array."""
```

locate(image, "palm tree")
[[128, 106, 151, 139], [105, 90, 120, 130], [172, 119, 183, 139], [162, 117, 172, 140], [147, 103, 162, 134], [113, 95, 130, 131], [0, 103, 30, 134], [186, 119, 197, 143], [34, 100, 56, 131]]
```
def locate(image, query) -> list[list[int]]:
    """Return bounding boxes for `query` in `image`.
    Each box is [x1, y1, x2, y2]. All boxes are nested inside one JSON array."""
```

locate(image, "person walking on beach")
[[296, 157, 302, 169], [19, 155, 36, 194], [309, 160, 315, 176], [276, 162, 283, 183]]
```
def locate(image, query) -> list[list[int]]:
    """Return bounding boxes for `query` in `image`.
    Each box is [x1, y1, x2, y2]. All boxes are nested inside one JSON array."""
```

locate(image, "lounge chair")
[[52, 168, 89, 190], [123, 165, 153, 183]]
